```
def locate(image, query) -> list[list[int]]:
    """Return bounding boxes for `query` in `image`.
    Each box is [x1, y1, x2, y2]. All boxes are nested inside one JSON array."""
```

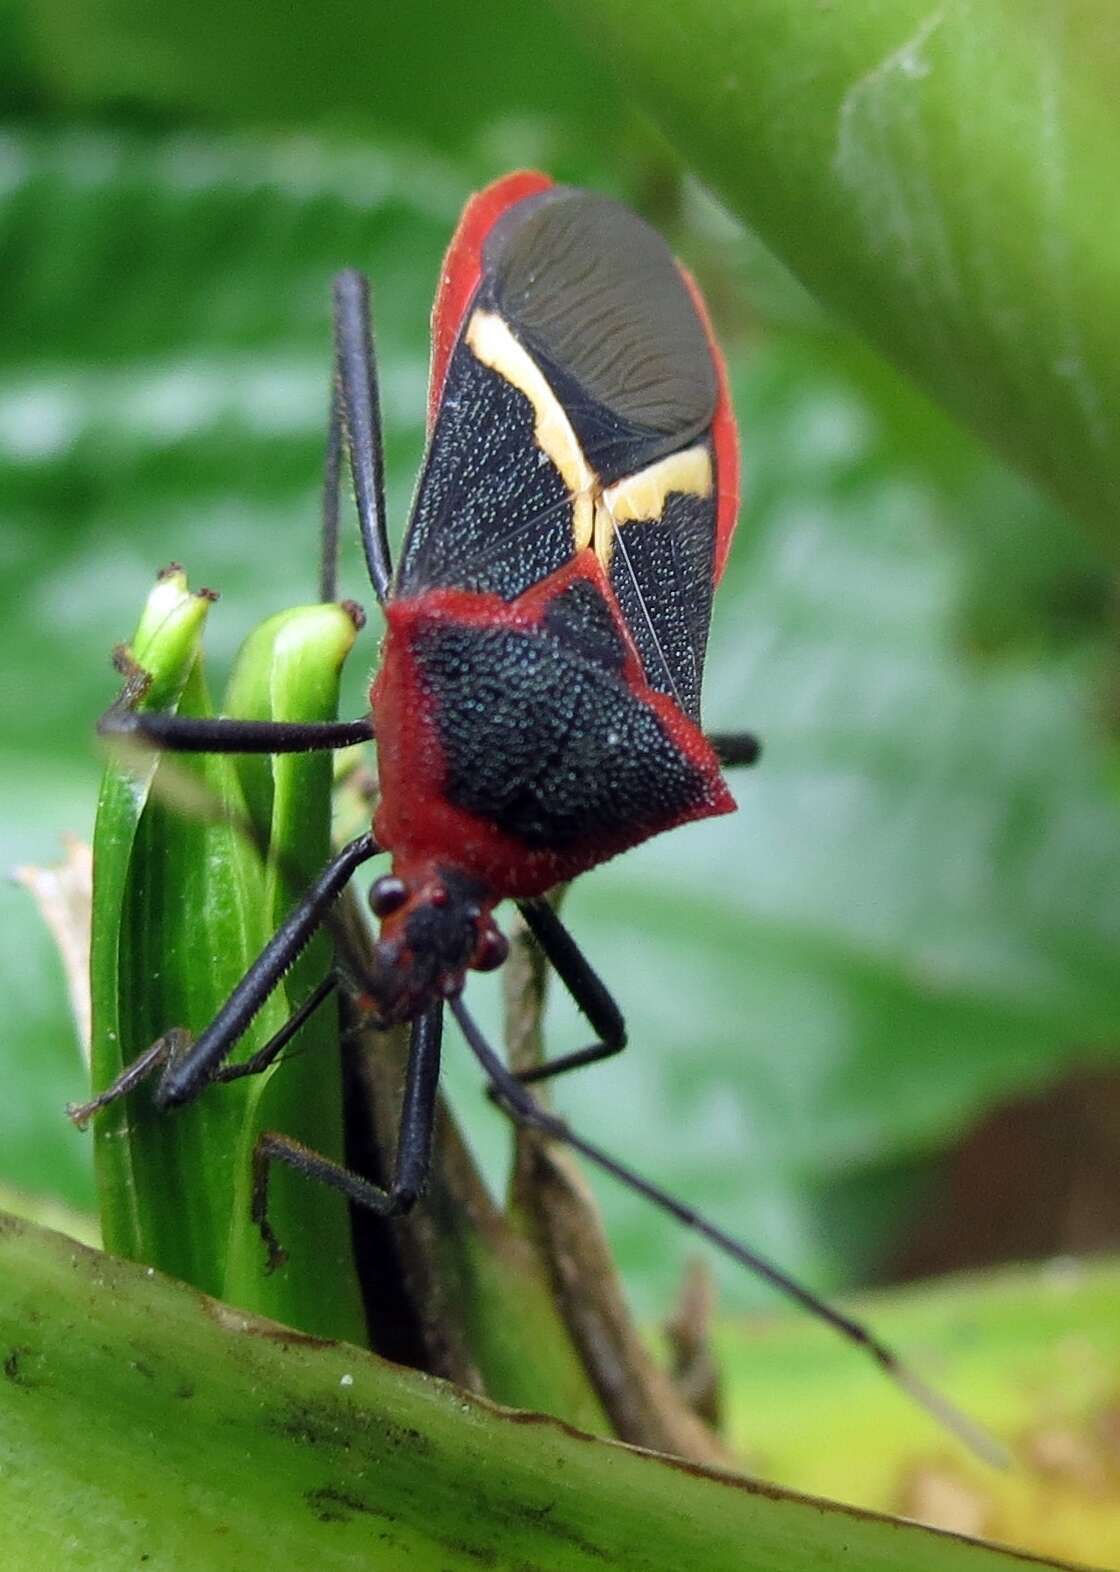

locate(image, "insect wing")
[[426, 169, 554, 430], [396, 177, 739, 724]]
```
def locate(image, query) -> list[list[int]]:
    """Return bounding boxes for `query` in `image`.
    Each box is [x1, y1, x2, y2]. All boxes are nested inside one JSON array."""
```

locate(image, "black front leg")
[[98, 709, 375, 754], [155, 831, 380, 1108], [511, 898, 627, 1088], [67, 973, 339, 1128], [72, 837, 378, 1122], [214, 974, 339, 1084]]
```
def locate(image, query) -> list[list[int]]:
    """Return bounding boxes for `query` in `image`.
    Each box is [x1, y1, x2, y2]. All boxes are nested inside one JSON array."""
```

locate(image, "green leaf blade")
[[88, 569, 217, 1275], [1, 1210, 1081, 1572], [88, 578, 366, 1342], [220, 602, 367, 1340]]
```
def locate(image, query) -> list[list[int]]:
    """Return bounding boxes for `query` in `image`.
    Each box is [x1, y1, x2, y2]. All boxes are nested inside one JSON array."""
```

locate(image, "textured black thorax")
[[412, 580, 707, 851]]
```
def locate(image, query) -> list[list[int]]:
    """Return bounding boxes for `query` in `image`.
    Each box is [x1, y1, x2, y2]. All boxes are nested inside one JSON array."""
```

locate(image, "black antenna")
[[318, 385, 343, 603], [448, 993, 1008, 1469], [332, 270, 392, 604]]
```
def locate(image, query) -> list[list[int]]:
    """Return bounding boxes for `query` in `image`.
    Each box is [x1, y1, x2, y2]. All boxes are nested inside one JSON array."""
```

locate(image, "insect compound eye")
[[472, 926, 509, 973], [369, 875, 408, 919]]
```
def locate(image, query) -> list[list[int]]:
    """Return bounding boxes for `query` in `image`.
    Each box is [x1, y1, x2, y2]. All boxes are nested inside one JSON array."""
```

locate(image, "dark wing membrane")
[[397, 184, 723, 602], [607, 451, 717, 723], [486, 188, 718, 484], [395, 342, 575, 599]]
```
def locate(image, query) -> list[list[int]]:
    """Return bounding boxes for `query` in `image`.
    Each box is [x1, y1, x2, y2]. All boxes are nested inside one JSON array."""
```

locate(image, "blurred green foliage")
[[2, 1, 1119, 1326], [562, 0, 1120, 552], [86, 579, 367, 1340]]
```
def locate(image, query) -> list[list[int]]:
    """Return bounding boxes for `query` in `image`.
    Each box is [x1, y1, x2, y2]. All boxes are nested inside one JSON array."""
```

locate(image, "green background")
[[2, 0, 1119, 1324]]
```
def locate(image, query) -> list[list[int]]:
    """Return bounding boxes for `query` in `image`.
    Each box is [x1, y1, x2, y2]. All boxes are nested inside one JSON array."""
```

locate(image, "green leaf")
[[86, 578, 623, 1432], [220, 601, 368, 1338], [0, 1209, 1081, 1572], [87, 573, 366, 1342], [556, 0, 1120, 550], [221, 603, 361, 863], [87, 567, 216, 1275]]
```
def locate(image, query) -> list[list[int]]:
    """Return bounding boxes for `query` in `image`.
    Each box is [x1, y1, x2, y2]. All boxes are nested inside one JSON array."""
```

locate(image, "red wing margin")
[[395, 181, 738, 724]]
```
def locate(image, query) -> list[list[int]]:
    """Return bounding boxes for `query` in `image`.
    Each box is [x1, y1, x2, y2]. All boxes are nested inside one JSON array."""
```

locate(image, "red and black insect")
[[86, 173, 992, 1458], [368, 171, 743, 1020]]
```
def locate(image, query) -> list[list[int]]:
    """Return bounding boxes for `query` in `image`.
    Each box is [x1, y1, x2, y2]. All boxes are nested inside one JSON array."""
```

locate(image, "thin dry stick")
[[502, 894, 737, 1468]]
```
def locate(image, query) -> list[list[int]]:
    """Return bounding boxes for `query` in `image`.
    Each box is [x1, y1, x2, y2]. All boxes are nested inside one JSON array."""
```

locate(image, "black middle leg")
[[706, 731, 762, 768], [503, 728, 759, 1091], [97, 270, 397, 759], [511, 898, 627, 1088]]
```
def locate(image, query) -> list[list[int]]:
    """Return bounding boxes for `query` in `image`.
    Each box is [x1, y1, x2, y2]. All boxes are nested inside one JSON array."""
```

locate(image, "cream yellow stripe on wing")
[[466, 309, 595, 549], [593, 445, 712, 571]]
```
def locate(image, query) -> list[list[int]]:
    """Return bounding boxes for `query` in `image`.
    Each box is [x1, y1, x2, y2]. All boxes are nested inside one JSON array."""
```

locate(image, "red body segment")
[[372, 551, 733, 902], [679, 268, 740, 586]]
